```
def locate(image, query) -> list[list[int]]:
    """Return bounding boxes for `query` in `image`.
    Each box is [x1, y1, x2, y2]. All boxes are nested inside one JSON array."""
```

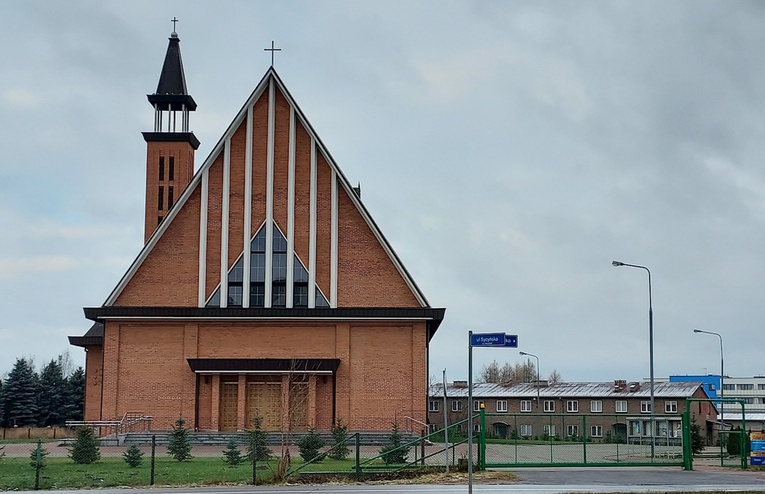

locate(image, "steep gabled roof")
[[104, 68, 431, 308]]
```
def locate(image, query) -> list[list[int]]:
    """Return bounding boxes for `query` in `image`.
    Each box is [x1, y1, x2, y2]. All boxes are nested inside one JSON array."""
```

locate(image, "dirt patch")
[[289, 469, 519, 485]]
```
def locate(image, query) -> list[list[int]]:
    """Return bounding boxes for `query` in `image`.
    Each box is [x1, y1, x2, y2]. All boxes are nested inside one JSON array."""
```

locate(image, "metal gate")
[[479, 410, 684, 467]]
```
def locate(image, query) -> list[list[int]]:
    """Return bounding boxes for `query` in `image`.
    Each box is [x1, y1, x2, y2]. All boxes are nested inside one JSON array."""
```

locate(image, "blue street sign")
[[470, 333, 506, 347], [504, 334, 518, 347]]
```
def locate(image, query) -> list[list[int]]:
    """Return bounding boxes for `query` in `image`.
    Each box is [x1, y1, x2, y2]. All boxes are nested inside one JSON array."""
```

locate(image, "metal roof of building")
[[429, 380, 707, 399]]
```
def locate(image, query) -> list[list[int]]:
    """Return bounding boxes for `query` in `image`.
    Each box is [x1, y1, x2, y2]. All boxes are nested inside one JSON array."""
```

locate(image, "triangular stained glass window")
[[206, 223, 330, 308]]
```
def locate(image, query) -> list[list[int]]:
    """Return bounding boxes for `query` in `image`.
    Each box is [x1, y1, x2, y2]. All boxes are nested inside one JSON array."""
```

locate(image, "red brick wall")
[[83, 345, 103, 421], [337, 185, 420, 307], [251, 92, 268, 232], [144, 141, 196, 243], [96, 320, 427, 431], [116, 185, 201, 307], [228, 121, 247, 268], [205, 155, 224, 300]]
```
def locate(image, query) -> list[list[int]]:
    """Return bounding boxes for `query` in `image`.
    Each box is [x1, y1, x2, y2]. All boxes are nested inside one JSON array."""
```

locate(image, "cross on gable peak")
[[264, 40, 282, 67]]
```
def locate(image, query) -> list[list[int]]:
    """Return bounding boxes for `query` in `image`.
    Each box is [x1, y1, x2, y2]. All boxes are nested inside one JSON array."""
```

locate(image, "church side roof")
[[104, 68, 432, 309], [429, 381, 709, 399]]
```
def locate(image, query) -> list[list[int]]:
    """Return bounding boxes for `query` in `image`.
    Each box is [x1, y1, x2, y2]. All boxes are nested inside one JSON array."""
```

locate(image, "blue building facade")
[[670, 374, 719, 400]]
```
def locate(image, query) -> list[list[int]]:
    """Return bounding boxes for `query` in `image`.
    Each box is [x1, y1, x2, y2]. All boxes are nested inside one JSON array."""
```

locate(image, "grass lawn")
[[0, 456, 294, 490]]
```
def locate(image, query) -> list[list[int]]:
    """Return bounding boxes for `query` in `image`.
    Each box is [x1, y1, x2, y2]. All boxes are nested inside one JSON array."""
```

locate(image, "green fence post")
[[150, 434, 156, 485], [479, 405, 486, 470], [582, 415, 587, 464], [681, 409, 692, 471], [741, 408, 747, 470], [355, 433, 361, 480]]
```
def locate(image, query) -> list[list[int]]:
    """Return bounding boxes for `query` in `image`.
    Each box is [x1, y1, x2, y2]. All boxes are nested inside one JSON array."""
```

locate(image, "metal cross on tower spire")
[[264, 40, 281, 66], [171, 17, 179, 34]]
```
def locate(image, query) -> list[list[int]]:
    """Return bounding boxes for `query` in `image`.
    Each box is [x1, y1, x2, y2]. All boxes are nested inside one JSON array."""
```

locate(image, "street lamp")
[[612, 260, 655, 457], [693, 329, 724, 429], [519, 351, 540, 409]]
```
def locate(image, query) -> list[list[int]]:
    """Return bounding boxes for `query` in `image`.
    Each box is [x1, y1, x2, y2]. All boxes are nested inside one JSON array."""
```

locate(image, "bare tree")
[[479, 360, 536, 384], [273, 359, 315, 481], [548, 369, 562, 384]]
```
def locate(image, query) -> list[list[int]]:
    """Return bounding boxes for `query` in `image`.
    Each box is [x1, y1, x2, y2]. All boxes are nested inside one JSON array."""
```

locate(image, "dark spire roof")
[[148, 32, 197, 111]]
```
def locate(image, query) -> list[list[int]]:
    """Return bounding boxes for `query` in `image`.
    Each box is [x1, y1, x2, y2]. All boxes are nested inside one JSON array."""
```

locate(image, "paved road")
[[11, 466, 765, 493]]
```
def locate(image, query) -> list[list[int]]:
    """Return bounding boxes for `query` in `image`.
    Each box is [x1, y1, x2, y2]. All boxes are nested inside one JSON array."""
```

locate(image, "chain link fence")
[[481, 412, 683, 467]]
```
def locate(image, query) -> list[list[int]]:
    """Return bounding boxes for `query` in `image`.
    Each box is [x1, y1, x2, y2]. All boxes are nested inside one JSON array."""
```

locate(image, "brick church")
[[69, 30, 444, 433]]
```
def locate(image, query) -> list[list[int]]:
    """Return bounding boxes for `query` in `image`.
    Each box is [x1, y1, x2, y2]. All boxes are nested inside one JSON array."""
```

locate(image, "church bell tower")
[[142, 26, 199, 242]]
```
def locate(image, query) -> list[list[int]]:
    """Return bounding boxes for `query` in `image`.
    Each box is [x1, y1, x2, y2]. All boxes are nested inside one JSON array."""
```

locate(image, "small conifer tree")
[[690, 417, 705, 455], [297, 427, 325, 462], [379, 421, 409, 464], [29, 438, 49, 468], [123, 444, 144, 468], [69, 426, 101, 464], [167, 417, 193, 461], [246, 416, 272, 461], [222, 439, 247, 467], [329, 418, 350, 460], [30, 438, 49, 490]]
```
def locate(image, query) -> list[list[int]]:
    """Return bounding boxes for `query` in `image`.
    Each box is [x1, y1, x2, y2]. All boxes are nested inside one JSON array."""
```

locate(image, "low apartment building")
[[428, 380, 716, 444]]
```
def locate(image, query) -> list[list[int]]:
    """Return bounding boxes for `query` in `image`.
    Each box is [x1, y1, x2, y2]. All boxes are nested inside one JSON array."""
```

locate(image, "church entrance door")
[[247, 382, 282, 430], [219, 382, 238, 431]]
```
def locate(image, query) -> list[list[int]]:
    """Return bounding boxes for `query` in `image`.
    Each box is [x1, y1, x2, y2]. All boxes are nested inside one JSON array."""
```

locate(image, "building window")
[[665, 401, 678, 413], [473, 400, 484, 412], [158, 186, 164, 210], [738, 384, 754, 391], [159, 156, 165, 180], [206, 222, 329, 309], [473, 423, 480, 432], [520, 424, 532, 437], [168, 186, 174, 209], [520, 400, 532, 412], [744, 397, 754, 404], [566, 400, 578, 413], [590, 400, 603, 413], [250, 284, 264, 307], [616, 401, 628, 413], [496, 400, 508, 413], [429, 401, 439, 412], [168, 156, 175, 180], [758, 384, 765, 391], [272, 283, 286, 307], [227, 285, 243, 307], [722, 384, 735, 391], [293, 284, 308, 307], [544, 400, 555, 413], [452, 400, 462, 412], [591, 425, 603, 437], [567, 425, 579, 438], [641, 401, 651, 413], [543, 424, 556, 437], [315, 287, 330, 307]]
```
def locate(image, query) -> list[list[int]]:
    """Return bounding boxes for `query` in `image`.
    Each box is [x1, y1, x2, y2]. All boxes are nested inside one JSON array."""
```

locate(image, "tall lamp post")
[[693, 329, 724, 429], [519, 351, 540, 409], [612, 260, 655, 457]]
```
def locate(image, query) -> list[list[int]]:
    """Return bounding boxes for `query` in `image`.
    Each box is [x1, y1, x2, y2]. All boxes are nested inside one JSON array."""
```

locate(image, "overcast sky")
[[2, 1, 764, 383]]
